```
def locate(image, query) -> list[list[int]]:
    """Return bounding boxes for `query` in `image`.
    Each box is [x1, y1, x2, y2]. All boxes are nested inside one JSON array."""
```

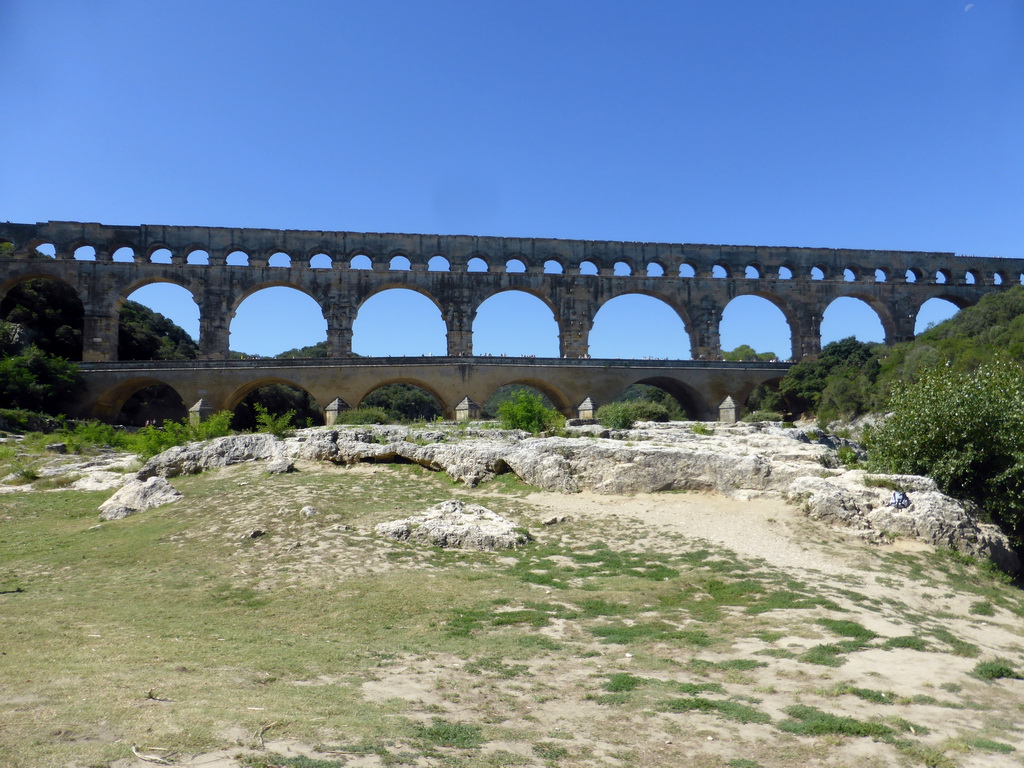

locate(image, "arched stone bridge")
[[0, 220, 1018, 420], [77, 357, 789, 422]]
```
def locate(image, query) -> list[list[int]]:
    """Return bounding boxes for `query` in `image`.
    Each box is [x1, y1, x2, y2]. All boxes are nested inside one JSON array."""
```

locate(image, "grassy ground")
[[2, 456, 1024, 768]]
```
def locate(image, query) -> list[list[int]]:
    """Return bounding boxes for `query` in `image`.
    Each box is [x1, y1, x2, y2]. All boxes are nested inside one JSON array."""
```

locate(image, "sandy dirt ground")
[[99, 465, 1024, 768]]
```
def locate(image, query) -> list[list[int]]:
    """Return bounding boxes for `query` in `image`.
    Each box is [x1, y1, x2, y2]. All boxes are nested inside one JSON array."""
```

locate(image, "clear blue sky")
[[2, 1, 1021, 359]]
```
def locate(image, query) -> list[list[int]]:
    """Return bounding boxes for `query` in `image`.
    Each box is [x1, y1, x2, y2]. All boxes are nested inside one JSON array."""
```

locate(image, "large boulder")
[[138, 433, 282, 478], [99, 476, 181, 520], [375, 500, 530, 551]]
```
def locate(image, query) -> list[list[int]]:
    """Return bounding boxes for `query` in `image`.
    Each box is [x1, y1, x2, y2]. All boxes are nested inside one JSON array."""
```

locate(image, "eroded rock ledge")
[[134, 422, 1020, 573]]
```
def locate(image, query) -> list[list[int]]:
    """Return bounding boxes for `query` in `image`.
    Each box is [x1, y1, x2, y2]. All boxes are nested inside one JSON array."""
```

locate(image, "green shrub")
[[972, 659, 1021, 681], [498, 391, 564, 434], [253, 403, 295, 438], [868, 361, 1024, 547], [596, 400, 671, 429], [126, 410, 234, 459], [414, 719, 483, 748], [741, 410, 784, 422], [836, 445, 862, 468], [332, 407, 391, 425], [61, 420, 129, 453], [777, 704, 893, 738]]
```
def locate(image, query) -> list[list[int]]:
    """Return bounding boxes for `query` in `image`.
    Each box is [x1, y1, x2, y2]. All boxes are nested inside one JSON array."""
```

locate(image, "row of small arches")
[[21, 242, 1018, 285]]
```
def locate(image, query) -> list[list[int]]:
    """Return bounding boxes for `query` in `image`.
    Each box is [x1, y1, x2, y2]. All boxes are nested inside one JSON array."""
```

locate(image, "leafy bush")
[[836, 445, 861, 468], [0, 408, 65, 433], [61, 420, 129, 453], [332, 407, 391, 425], [972, 659, 1021, 681], [128, 410, 234, 458], [741, 410, 784, 422], [497, 391, 564, 434], [596, 400, 671, 429], [362, 383, 441, 421], [253, 403, 295, 439], [868, 360, 1024, 547]]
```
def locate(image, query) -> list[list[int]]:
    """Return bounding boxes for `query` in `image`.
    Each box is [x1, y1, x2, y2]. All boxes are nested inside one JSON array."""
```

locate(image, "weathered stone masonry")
[[0, 220, 1018, 420], [2, 220, 1018, 362]]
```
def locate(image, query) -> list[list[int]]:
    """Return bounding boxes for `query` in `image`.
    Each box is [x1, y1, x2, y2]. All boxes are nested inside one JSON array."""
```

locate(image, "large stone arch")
[[471, 287, 562, 356], [228, 280, 326, 317], [472, 284, 560, 322], [617, 376, 712, 421], [722, 291, 798, 359], [824, 291, 896, 344], [483, 378, 573, 417], [357, 283, 445, 315], [0, 270, 87, 360], [734, 375, 786, 412], [914, 291, 973, 313], [591, 291, 694, 358], [88, 377, 188, 420], [224, 377, 320, 413], [116, 275, 200, 311], [356, 378, 449, 417], [912, 293, 972, 334], [0, 267, 84, 305], [352, 287, 447, 357]]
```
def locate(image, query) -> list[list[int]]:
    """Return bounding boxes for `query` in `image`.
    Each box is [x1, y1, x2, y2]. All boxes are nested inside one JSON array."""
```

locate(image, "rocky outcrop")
[[131, 422, 1020, 573], [99, 476, 181, 520], [376, 500, 530, 550], [137, 433, 282, 478]]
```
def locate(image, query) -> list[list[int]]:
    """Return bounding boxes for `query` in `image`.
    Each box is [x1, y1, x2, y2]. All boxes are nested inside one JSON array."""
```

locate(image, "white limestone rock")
[[375, 500, 530, 551], [129, 424, 1020, 572], [138, 433, 282, 478], [99, 476, 182, 520], [71, 470, 132, 492]]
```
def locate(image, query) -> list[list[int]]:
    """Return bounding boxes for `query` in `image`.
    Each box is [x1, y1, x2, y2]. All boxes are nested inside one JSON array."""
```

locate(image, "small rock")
[[99, 477, 182, 521], [266, 457, 295, 475], [300, 505, 319, 517], [45, 442, 67, 454], [376, 500, 531, 551]]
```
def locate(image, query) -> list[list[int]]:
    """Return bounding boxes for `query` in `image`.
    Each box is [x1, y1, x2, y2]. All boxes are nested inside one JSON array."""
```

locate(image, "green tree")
[[497, 391, 564, 434], [869, 360, 1024, 547], [0, 346, 84, 412], [779, 337, 878, 417], [233, 384, 323, 430], [118, 301, 199, 360], [276, 341, 329, 358], [0, 278, 84, 360], [613, 383, 686, 419], [723, 344, 777, 362], [363, 383, 442, 421]]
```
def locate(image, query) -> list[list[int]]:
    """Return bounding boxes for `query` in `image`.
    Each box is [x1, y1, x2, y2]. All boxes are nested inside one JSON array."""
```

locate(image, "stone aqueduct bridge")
[[76, 357, 787, 422], [0, 220, 1018, 420]]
